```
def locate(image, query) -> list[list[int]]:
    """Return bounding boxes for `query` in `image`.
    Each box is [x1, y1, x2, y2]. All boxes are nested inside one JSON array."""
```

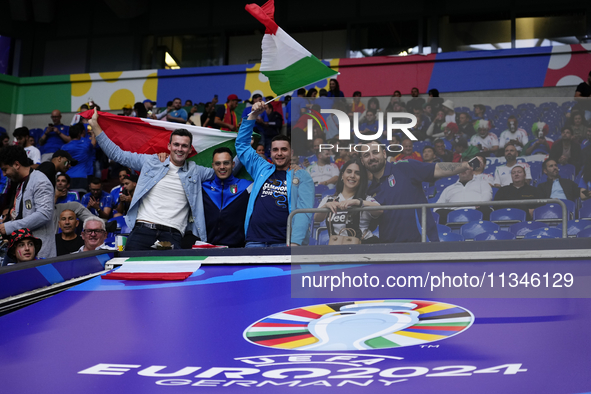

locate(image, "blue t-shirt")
[[367, 160, 439, 242], [169, 108, 188, 122], [81, 191, 113, 216], [62, 138, 95, 178], [110, 185, 123, 208], [246, 170, 288, 243], [56, 191, 79, 204], [40, 124, 70, 155]]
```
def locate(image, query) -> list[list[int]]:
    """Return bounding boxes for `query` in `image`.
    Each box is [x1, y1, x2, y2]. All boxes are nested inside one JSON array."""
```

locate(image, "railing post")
[[421, 206, 427, 243]]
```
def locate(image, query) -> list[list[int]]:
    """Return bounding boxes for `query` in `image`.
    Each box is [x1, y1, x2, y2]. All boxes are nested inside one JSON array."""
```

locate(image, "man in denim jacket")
[[90, 109, 213, 250], [236, 102, 314, 247]]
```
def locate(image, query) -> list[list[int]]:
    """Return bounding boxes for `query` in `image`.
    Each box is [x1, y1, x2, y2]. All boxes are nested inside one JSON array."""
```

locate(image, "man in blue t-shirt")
[[81, 177, 112, 219], [166, 98, 188, 124], [39, 110, 71, 161], [55, 174, 80, 204], [361, 140, 472, 243], [61, 123, 96, 190]]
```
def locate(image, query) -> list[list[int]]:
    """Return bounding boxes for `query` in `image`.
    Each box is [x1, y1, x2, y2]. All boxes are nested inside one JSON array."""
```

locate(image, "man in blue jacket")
[[236, 101, 314, 247], [89, 109, 214, 250], [202, 147, 252, 247]]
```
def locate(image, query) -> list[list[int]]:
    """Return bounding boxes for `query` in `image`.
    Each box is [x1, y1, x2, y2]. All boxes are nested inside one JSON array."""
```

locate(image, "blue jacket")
[[202, 174, 252, 247], [96, 132, 214, 241], [236, 119, 314, 245]]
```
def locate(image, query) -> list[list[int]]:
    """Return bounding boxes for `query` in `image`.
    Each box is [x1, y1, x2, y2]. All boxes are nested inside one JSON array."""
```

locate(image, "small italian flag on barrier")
[[101, 256, 205, 281], [245, 0, 338, 96]]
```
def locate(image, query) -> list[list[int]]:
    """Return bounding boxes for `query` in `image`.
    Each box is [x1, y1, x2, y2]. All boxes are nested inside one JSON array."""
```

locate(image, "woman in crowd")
[[315, 158, 382, 243], [5, 228, 42, 265], [327, 78, 344, 97]]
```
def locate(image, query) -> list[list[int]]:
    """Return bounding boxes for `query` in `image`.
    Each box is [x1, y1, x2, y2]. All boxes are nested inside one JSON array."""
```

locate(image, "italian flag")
[[102, 256, 205, 281], [79, 110, 237, 168], [245, 0, 338, 96]]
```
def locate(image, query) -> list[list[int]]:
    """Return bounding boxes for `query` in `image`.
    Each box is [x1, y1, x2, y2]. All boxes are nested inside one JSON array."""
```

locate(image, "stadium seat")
[[558, 164, 575, 181], [490, 208, 526, 229], [510, 221, 546, 238], [431, 211, 440, 225], [557, 220, 591, 237], [108, 216, 132, 234], [578, 203, 591, 220], [523, 227, 563, 239], [577, 228, 591, 238], [437, 224, 452, 235], [460, 220, 500, 240], [559, 199, 575, 219], [474, 230, 516, 241], [533, 204, 564, 225], [439, 232, 464, 242], [447, 209, 483, 232]]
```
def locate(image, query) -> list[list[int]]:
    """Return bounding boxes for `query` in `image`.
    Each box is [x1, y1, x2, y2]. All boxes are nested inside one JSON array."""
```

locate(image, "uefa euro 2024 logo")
[[244, 300, 474, 351]]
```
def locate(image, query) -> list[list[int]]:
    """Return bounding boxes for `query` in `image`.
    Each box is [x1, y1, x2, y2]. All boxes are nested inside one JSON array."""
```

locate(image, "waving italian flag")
[[245, 0, 338, 96]]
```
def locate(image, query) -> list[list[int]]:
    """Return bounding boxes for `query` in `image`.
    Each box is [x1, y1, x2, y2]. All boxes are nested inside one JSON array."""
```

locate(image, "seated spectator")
[[114, 174, 138, 217], [55, 209, 84, 255], [122, 104, 133, 116], [426, 109, 447, 140], [452, 137, 470, 163], [494, 165, 543, 220], [457, 112, 474, 138], [406, 87, 426, 112], [359, 97, 380, 124], [37, 150, 75, 188], [410, 106, 431, 140], [549, 126, 582, 173], [5, 228, 42, 265], [434, 138, 453, 162], [200, 102, 216, 128], [427, 88, 443, 114], [493, 144, 532, 188], [74, 217, 115, 253], [524, 122, 554, 156], [422, 145, 441, 163], [357, 109, 380, 137], [185, 99, 193, 107], [308, 148, 340, 189], [81, 177, 112, 219], [62, 123, 96, 190], [472, 104, 487, 121], [441, 100, 456, 124], [13, 127, 41, 167], [55, 174, 80, 204], [581, 126, 591, 153], [391, 138, 423, 162], [110, 167, 131, 211], [498, 115, 529, 154], [537, 159, 581, 202], [314, 158, 382, 243], [133, 102, 148, 118], [569, 110, 587, 143], [306, 88, 318, 98], [434, 156, 492, 223], [350, 91, 365, 115], [166, 98, 188, 124], [469, 120, 499, 155], [441, 122, 459, 151], [579, 154, 591, 200]]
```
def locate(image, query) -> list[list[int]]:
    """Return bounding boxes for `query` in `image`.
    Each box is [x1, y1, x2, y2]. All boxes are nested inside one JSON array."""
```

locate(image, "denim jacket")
[[96, 133, 214, 241], [236, 119, 314, 245]]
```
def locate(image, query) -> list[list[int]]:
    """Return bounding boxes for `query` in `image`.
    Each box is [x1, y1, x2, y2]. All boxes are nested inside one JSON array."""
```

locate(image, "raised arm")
[[235, 102, 267, 176], [89, 108, 148, 172], [434, 161, 471, 179]]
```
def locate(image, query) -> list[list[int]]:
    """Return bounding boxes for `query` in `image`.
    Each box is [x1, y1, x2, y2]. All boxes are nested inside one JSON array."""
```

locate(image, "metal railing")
[[286, 199, 568, 244]]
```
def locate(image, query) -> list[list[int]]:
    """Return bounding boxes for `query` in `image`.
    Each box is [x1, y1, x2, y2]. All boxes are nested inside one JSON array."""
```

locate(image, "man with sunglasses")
[[37, 150, 77, 188], [202, 147, 252, 247], [75, 217, 115, 252]]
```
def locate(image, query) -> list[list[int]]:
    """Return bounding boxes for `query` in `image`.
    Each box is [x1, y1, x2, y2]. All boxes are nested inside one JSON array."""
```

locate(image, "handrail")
[[286, 199, 568, 244]]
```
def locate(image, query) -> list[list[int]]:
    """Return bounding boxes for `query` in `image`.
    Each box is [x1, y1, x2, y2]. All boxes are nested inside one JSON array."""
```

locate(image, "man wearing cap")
[[90, 108, 215, 250], [3, 228, 42, 265], [61, 123, 96, 190], [122, 104, 133, 116], [0, 145, 55, 258], [39, 110, 71, 162], [215, 94, 241, 131], [54, 174, 79, 204], [166, 98, 188, 124], [143, 99, 154, 114], [36, 149, 76, 187], [441, 100, 456, 124]]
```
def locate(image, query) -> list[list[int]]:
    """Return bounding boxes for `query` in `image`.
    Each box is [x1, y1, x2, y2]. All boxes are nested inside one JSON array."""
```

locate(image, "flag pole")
[[246, 95, 282, 117]]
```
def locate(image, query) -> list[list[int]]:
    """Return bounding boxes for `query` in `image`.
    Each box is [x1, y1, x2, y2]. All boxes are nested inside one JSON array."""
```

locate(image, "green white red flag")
[[245, 0, 338, 96]]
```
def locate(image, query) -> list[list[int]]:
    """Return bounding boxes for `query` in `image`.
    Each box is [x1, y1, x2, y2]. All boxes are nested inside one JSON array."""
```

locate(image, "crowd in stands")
[[1, 72, 591, 264]]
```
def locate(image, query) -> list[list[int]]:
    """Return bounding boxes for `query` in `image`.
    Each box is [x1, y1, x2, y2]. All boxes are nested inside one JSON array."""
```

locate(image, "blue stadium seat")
[[474, 230, 516, 241], [431, 211, 440, 225], [558, 164, 575, 181], [439, 232, 464, 242], [559, 199, 575, 220], [533, 204, 564, 225], [447, 209, 483, 231], [460, 220, 500, 240], [523, 227, 563, 239], [577, 228, 591, 238], [437, 224, 452, 234], [490, 208, 526, 229], [557, 220, 591, 237], [510, 221, 546, 238], [579, 203, 591, 220], [108, 216, 132, 234]]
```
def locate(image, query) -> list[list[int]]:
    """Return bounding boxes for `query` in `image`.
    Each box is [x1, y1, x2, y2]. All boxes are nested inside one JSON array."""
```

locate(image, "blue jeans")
[[245, 242, 287, 248], [125, 225, 182, 251]]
